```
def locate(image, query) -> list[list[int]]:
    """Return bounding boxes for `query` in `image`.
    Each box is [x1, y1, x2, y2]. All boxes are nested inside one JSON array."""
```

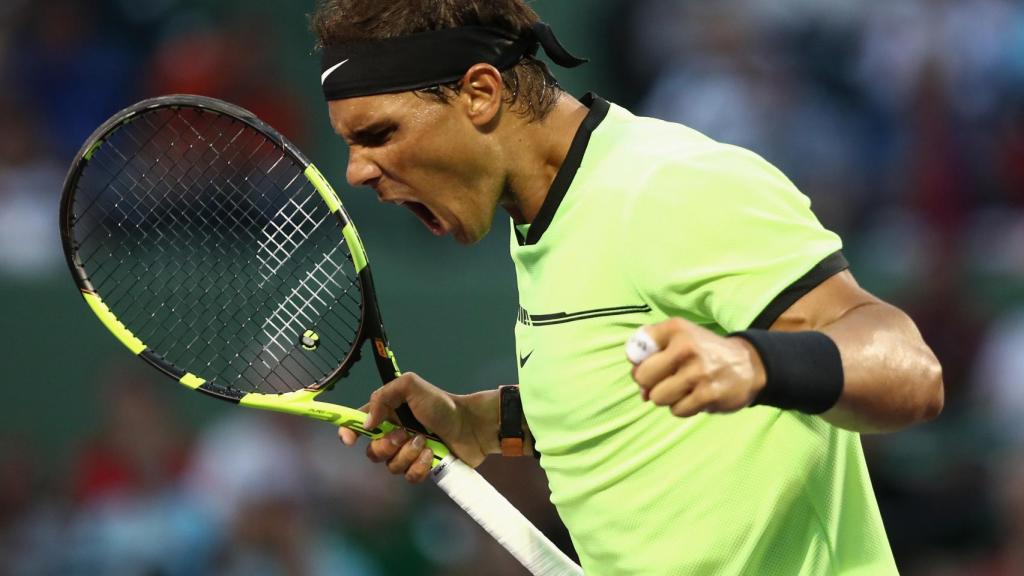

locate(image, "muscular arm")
[[633, 270, 944, 434], [769, 270, 944, 432]]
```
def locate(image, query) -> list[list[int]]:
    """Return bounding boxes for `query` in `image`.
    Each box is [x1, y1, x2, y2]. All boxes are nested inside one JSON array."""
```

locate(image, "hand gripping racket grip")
[[432, 455, 583, 576], [362, 419, 582, 575]]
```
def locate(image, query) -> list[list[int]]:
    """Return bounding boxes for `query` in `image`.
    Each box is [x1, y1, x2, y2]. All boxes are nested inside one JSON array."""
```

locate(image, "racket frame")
[[59, 95, 427, 437]]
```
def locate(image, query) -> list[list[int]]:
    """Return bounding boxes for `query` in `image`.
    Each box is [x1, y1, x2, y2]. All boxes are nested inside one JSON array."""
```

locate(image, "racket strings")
[[88, 114, 289, 353], [72, 106, 364, 394], [78, 113, 278, 383], [77, 111, 257, 281], [82, 110, 300, 382], [110, 116, 352, 392]]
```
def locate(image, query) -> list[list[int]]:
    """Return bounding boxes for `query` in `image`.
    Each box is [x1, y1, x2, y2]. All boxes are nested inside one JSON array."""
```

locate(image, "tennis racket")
[[59, 94, 582, 576]]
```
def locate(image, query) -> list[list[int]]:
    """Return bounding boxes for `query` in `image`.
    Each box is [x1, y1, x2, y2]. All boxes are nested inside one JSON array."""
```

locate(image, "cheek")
[[392, 138, 477, 186], [386, 107, 490, 195]]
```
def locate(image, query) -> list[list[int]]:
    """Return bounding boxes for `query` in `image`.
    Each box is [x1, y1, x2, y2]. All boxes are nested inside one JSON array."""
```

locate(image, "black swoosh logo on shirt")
[[519, 350, 534, 368]]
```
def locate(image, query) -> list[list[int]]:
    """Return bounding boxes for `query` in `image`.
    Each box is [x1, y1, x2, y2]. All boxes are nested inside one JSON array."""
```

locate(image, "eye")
[[360, 125, 396, 147]]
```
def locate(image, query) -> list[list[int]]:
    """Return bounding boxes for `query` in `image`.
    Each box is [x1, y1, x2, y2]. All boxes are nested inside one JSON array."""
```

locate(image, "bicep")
[[773, 270, 944, 431], [768, 270, 882, 332]]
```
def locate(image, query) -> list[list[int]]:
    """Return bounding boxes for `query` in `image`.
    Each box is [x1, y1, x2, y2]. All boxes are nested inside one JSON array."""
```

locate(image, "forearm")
[[818, 302, 944, 433]]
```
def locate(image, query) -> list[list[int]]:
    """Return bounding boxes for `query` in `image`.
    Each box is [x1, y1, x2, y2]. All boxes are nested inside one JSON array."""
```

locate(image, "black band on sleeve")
[[730, 330, 844, 414], [749, 251, 849, 330]]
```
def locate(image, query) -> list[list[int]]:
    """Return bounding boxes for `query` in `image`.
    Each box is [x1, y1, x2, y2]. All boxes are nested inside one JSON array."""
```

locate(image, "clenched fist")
[[628, 318, 767, 417]]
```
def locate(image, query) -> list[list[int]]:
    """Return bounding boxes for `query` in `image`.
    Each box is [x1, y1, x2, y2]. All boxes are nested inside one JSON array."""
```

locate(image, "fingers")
[[338, 401, 372, 446], [646, 374, 725, 418], [632, 321, 696, 393], [339, 373, 442, 484], [338, 427, 358, 446], [365, 430, 434, 483], [364, 373, 423, 430], [645, 361, 705, 407], [637, 318, 688, 353], [670, 386, 720, 418], [405, 446, 435, 483], [633, 348, 695, 392], [628, 319, 742, 417]]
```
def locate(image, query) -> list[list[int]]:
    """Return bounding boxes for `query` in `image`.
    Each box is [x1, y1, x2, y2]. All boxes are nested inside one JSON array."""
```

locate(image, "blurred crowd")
[[2, 0, 1024, 574], [0, 0, 310, 281]]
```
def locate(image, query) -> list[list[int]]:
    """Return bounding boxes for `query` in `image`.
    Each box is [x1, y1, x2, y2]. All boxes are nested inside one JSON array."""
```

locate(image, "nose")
[[345, 147, 382, 188]]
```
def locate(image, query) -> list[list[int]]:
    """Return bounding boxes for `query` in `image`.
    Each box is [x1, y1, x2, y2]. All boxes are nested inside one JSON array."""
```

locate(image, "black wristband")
[[498, 385, 525, 456], [729, 330, 844, 414]]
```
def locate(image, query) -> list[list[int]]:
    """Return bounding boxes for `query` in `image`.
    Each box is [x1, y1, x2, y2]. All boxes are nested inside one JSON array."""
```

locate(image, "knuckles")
[[637, 320, 758, 418], [375, 371, 422, 398], [386, 459, 407, 475], [404, 458, 429, 483], [396, 371, 421, 386], [366, 438, 399, 463], [665, 317, 690, 334]]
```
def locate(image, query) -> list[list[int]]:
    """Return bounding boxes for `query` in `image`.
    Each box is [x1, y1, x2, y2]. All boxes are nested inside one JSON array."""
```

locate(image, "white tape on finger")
[[625, 327, 661, 364]]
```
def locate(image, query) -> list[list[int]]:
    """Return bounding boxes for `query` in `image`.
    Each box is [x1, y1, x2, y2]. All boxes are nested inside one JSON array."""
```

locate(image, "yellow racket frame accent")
[[304, 164, 340, 213], [180, 373, 205, 389], [82, 291, 146, 355], [341, 224, 368, 273], [304, 164, 369, 273], [239, 389, 450, 463]]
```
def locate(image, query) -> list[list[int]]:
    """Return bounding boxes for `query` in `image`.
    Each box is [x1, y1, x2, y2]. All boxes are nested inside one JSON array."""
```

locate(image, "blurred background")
[[1, 0, 1023, 574]]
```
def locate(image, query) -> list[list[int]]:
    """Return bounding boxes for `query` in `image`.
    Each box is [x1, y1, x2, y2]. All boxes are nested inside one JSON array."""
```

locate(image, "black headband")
[[319, 22, 587, 101]]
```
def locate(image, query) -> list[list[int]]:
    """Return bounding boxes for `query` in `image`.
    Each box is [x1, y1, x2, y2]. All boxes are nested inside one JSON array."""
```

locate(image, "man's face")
[[328, 91, 502, 245]]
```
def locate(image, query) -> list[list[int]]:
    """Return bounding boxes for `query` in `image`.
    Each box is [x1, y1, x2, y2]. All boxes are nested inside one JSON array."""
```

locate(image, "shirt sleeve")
[[623, 144, 843, 332]]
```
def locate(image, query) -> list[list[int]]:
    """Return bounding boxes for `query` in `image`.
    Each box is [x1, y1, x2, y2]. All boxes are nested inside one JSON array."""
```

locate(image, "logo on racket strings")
[[300, 330, 320, 351]]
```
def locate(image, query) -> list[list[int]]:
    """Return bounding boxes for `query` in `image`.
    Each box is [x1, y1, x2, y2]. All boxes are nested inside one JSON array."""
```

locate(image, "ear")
[[459, 63, 504, 127]]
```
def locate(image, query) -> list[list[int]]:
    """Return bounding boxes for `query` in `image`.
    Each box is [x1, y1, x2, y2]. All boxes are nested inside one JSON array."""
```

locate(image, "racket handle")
[[625, 327, 660, 364], [432, 455, 583, 576]]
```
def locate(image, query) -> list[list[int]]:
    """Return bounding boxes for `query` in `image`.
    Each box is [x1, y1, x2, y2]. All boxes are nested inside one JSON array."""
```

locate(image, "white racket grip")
[[432, 455, 583, 576], [625, 327, 661, 364]]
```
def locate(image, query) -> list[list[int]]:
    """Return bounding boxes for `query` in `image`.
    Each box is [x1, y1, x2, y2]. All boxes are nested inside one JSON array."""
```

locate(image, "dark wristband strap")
[[498, 385, 525, 457], [729, 330, 844, 414]]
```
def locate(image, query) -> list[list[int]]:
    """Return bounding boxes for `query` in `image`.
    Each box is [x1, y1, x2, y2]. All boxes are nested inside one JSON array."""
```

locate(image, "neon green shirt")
[[510, 95, 897, 575]]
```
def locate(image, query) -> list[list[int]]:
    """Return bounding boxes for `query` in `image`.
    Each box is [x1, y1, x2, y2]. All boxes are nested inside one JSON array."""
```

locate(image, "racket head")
[[59, 94, 396, 403]]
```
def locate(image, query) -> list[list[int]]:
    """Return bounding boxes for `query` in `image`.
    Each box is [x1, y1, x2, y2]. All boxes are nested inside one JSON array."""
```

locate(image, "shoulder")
[[593, 103, 803, 210], [593, 103, 722, 171]]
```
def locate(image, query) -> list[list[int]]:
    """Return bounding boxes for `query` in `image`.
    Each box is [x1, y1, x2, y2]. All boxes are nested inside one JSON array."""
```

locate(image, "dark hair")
[[310, 0, 561, 121]]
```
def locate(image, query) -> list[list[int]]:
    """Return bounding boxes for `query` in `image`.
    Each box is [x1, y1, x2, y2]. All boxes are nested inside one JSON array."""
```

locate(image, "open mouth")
[[400, 201, 445, 236]]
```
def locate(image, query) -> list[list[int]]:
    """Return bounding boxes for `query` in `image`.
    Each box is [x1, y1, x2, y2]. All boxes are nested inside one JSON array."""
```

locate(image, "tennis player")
[[315, 1, 944, 573]]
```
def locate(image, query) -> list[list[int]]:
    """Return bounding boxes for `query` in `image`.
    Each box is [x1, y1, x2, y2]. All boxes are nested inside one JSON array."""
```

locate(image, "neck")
[[499, 93, 590, 224]]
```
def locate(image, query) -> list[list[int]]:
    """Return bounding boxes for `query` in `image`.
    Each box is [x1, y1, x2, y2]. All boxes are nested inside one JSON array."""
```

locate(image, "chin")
[[454, 225, 487, 246], [453, 232, 477, 246]]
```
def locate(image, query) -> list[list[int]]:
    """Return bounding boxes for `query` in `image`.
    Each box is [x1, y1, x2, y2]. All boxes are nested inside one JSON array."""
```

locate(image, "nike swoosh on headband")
[[321, 59, 350, 85]]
